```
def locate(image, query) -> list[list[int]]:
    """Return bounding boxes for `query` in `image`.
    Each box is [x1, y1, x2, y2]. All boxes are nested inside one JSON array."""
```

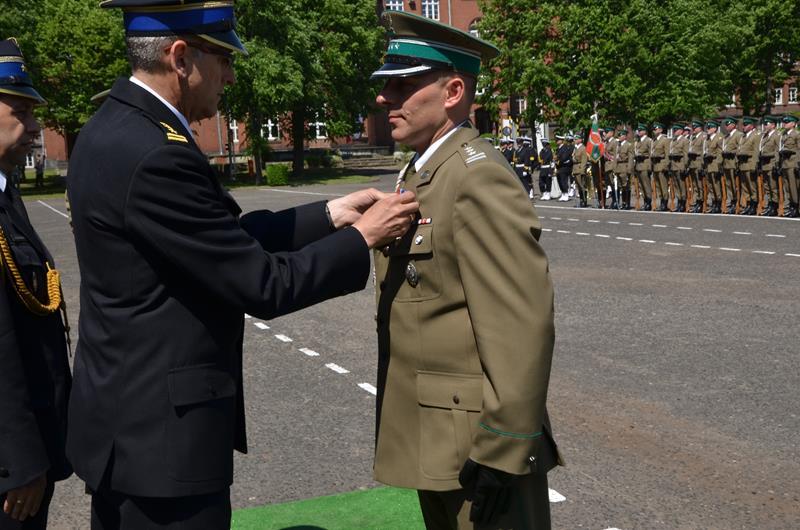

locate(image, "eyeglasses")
[[185, 41, 235, 68]]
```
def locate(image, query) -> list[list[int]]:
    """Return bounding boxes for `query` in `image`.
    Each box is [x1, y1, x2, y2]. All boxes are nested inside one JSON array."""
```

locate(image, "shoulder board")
[[159, 121, 189, 143], [457, 139, 491, 167]]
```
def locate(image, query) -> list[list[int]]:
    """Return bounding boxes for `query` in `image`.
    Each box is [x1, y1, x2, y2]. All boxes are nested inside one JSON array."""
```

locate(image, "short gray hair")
[[125, 36, 177, 73]]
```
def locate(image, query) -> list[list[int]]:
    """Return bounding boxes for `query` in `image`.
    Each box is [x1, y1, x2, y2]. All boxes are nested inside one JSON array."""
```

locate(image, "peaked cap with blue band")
[[0, 38, 46, 104], [371, 11, 499, 79], [100, 0, 247, 55]]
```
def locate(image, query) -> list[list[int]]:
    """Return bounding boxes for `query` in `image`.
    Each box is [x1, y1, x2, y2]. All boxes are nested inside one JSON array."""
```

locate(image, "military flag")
[[586, 114, 605, 162]]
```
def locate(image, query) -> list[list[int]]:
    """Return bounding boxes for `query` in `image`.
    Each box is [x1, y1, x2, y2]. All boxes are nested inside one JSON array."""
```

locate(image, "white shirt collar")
[[0, 169, 6, 192], [129, 76, 192, 137], [414, 122, 467, 172]]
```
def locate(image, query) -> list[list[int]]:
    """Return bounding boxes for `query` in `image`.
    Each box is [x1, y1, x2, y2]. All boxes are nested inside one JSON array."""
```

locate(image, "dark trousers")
[[539, 170, 552, 193], [555, 170, 570, 194], [90, 487, 231, 530], [0, 481, 55, 530]]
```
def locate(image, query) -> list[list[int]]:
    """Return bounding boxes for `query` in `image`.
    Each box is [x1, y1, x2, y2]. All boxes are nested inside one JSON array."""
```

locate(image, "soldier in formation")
[[572, 134, 590, 207]]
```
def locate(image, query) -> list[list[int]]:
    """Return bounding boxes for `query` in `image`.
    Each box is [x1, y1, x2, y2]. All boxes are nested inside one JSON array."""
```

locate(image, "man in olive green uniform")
[[737, 116, 761, 215], [616, 129, 634, 209], [650, 122, 670, 211], [371, 12, 562, 530], [704, 120, 724, 213], [634, 124, 653, 211], [722, 117, 743, 214], [573, 134, 589, 207], [780, 115, 799, 218], [669, 124, 689, 212], [759, 116, 780, 216], [687, 120, 706, 213]]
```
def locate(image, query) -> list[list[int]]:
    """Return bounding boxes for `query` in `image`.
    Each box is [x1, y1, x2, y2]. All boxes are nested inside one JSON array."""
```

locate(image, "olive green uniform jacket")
[[704, 132, 723, 173], [688, 132, 706, 170], [373, 126, 561, 492], [634, 136, 652, 172], [651, 134, 670, 173], [572, 143, 588, 177], [781, 128, 799, 168], [760, 130, 780, 172], [670, 135, 689, 172], [617, 139, 634, 177], [722, 130, 743, 170], [604, 138, 619, 173], [738, 130, 761, 172]]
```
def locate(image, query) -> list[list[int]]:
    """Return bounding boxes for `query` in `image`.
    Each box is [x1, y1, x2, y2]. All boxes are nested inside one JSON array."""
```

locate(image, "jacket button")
[[0, 468, 9, 478], [452, 395, 460, 404]]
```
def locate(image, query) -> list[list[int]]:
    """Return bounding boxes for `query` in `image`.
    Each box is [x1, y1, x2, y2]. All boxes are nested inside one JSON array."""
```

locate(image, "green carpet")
[[231, 486, 425, 530]]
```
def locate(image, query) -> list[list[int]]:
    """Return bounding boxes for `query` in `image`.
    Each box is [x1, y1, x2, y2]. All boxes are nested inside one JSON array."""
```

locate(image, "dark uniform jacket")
[[555, 144, 573, 176], [66, 78, 370, 498], [373, 127, 561, 492], [539, 146, 553, 176], [0, 185, 72, 494]]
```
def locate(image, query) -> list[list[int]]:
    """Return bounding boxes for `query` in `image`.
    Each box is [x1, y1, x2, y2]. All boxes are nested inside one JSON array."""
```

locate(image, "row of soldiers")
[[500, 114, 800, 217]]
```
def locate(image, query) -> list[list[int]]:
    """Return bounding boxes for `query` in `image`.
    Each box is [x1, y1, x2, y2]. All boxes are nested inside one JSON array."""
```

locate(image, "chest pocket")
[[383, 224, 440, 302]]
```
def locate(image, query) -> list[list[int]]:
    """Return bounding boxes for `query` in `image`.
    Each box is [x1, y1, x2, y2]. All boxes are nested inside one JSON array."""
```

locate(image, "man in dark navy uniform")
[[66, 1, 418, 528], [0, 38, 72, 530]]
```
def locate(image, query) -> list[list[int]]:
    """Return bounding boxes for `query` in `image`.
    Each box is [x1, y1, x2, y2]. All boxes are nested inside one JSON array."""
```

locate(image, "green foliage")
[[2, 0, 127, 138], [264, 163, 290, 186], [228, 0, 384, 176], [479, 0, 800, 128]]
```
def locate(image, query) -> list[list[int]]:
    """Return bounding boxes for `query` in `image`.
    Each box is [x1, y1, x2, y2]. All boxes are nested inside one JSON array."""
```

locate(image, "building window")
[[774, 88, 783, 106], [726, 92, 736, 108], [385, 0, 403, 11], [262, 119, 280, 141], [25, 153, 34, 169], [789, 86, 798, 104], [312, 116, 327, 140], [516, 96, 527, 116], [229, 119, 239, 143], [421, 0, 439, 20]]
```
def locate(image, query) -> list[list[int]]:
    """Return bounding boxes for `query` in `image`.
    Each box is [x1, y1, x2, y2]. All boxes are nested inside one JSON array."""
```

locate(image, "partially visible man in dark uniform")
[[538, 138, 554, 200], [513, 137, 535, 198], [0, 38, 72, 530], [501, 139, 514, 165], [65, 2, 417, 528], [554, 134, 573, 201]]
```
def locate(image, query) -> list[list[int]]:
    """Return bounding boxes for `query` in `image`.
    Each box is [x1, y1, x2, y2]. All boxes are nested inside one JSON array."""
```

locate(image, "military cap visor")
[[101, 0, 248, 55], [371, 11, 498, 79], [762, 115, 778, 124], [723, 117, 739, 124], [783, 115, 798, 123], [635, 124, 647, 131], [0, 39, 46, 104], [742, 116, 758, 125]]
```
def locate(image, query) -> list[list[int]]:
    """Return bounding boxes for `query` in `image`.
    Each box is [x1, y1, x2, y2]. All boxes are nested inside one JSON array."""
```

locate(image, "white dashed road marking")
[[275, 334, 293, 342], [576, 232, 590, 236], [677, 226, 692, 230], [299, 348, 319, 357], [587, 219, 600, 223], [542, 228, 552, 232], [733, 231, 752, 235], [548, 489, 566, 503], [567, 218, 579, 222], [664, 242, 683, 246], [325, 363, 350, 374], [616, 236, 632, 241], [37, 200, 69, 219], [703, 228, 722, 233], [766, 233, 786, 238], [652, 224, 667, 228], [358, 383, 377, 395], [786, 253, 800, 257], [254, 322, 270, 330], [752, 250, 775, 255], [639, 239, 655, 244], [629, 222, 643, 226], [595, 234, 610, 238], [719, 247, 741, 252], [691, 245, 711, 249], [557, 230, 571, 234], [606, 221, 620, 225], [260, 188, 343, 197]]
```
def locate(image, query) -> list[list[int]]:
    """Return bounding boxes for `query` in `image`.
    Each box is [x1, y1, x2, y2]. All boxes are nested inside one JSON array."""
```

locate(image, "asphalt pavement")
[[24, 172, 800, 529]]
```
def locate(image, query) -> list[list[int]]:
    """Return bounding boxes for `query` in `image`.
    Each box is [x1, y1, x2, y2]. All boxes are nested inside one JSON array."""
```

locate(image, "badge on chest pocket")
[[384, 224, 440, 302]]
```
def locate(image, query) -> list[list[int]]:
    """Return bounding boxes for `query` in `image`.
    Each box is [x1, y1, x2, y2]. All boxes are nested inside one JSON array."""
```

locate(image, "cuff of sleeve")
[[0, 434, 50, 493], [470, 423, 541, 476]]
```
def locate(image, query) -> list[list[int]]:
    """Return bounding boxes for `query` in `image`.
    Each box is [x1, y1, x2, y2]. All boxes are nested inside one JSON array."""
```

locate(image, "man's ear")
[[443, 76, 465, 110], [168, 39, 192, 78]]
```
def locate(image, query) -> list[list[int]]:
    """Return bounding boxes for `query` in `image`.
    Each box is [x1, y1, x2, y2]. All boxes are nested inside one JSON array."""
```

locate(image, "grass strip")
[[231, 486, 425, 530]]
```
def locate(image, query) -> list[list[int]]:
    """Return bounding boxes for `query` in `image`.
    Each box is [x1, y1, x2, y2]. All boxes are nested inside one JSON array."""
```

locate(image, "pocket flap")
[[168, 364, 236, 407], [417, 371, 483, 411], [387, 225, 433, 257]]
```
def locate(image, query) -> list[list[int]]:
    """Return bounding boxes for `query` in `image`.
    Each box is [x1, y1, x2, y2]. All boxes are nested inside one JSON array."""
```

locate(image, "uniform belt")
[[515, 164, 525, 167], [540, 164, 552, 168]]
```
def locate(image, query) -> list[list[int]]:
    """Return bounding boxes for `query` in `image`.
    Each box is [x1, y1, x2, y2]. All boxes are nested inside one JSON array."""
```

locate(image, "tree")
[[228, 0, 384, 179], [3, 0, 127, 156]]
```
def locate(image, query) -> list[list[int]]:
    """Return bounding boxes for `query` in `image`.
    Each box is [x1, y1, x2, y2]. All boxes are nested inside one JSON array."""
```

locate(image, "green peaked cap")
[[371, 11, 499, 79]]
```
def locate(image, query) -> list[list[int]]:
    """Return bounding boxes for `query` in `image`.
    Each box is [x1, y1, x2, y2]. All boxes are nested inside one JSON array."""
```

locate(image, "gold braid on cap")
[[0, 225, 63, 315]]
